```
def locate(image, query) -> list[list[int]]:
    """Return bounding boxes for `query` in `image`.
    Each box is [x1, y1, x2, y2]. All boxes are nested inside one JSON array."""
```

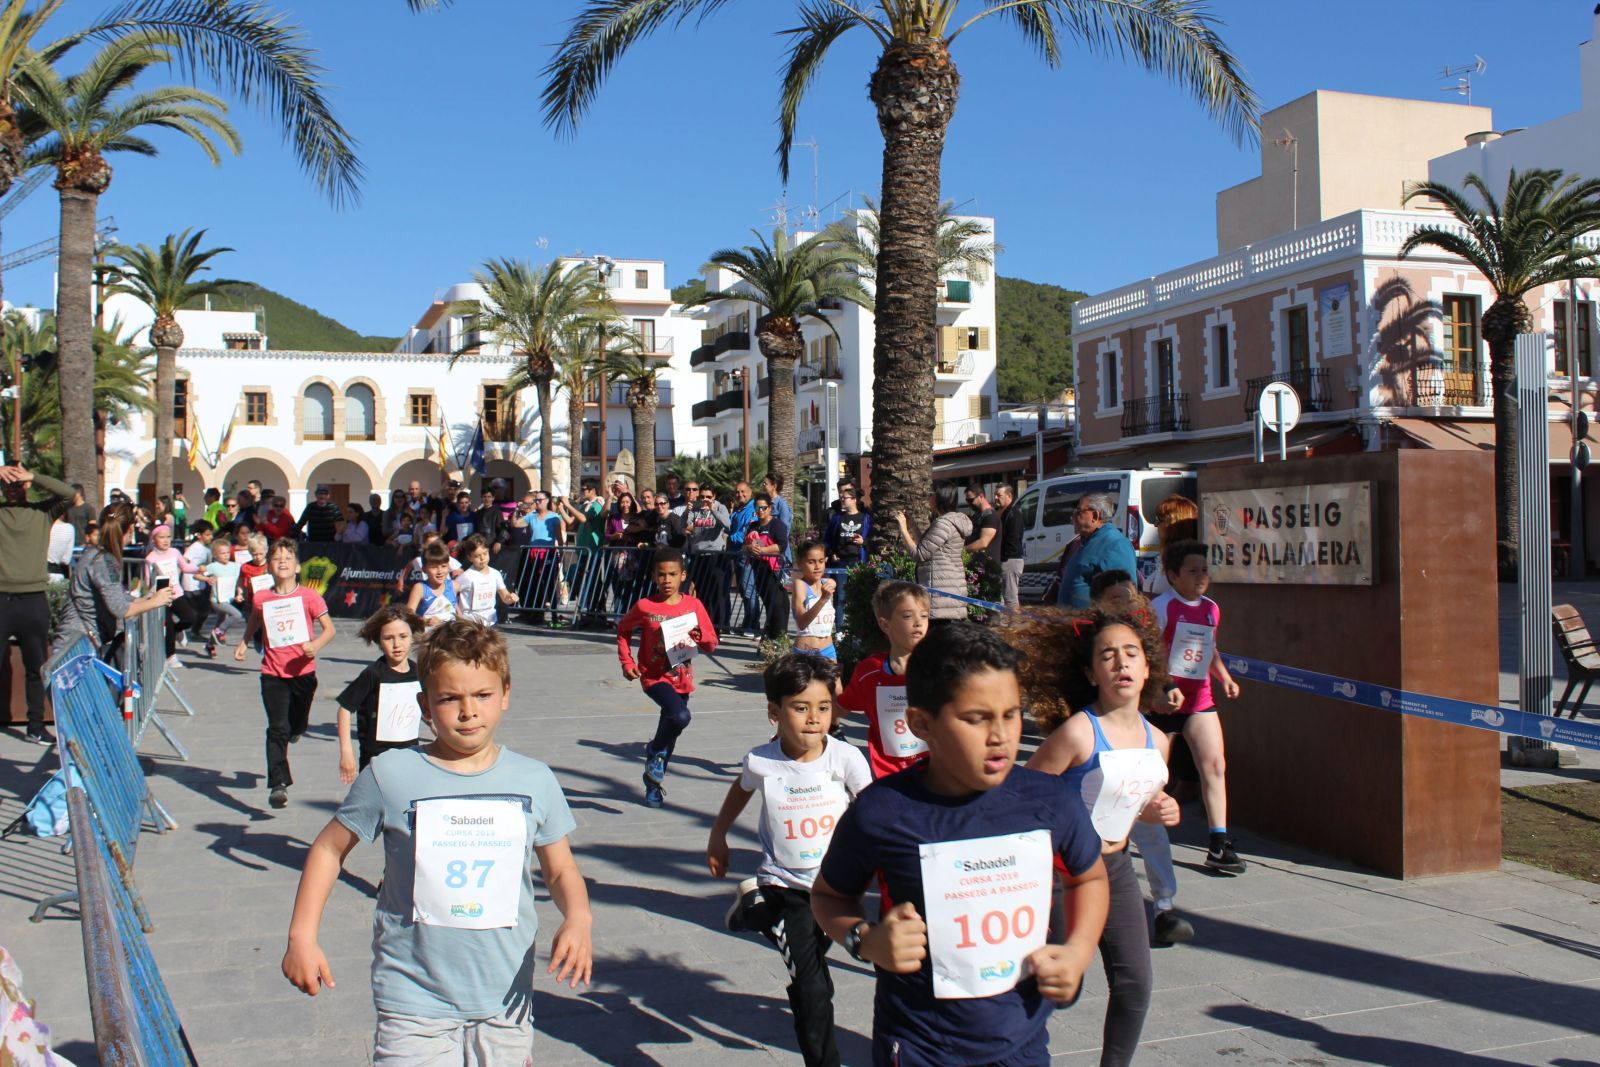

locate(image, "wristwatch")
[[844, 920, 871, 962]]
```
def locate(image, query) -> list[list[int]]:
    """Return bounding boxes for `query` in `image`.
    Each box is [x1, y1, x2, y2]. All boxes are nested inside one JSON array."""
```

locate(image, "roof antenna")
[[1439, 55, 1486, 105]]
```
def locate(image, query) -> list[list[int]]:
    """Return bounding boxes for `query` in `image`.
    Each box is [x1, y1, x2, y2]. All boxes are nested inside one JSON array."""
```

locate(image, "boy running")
[[1149, 539, 1244, 874], [335, 604, 426, 783], [837, 581, 932, 779], [707, 653, 870, 1067], [616, 547, 717, 808], [407, 540, 461, 628], [811, 622, 1109, 1067], [283, 619, 593, 1063], [455, 534, 516, 626], [234, 539, 337, 809]]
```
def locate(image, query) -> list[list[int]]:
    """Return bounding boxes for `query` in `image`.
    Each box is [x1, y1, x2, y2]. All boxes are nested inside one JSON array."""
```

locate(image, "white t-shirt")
[[738, 736, 870, 890], [46, 521, 75, 573], [455, 567, 507, 624], [182, 541, 212, 593]]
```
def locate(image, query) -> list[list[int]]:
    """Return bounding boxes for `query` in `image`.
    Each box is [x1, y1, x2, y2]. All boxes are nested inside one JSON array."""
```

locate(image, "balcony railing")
[[690, 330, 752, 366], [582, 427, 675, 458], [714, 388, 743, 414], [1409, 360, 1485, 407], [1121, 393, 1191, 438], [584, 381, 674, 406], [936, 352, 976, 378], [1243, 368, 1330, 419], [797, 361, 844, 386], [798, 428, 826, 452], [691, 399, 719, 421]]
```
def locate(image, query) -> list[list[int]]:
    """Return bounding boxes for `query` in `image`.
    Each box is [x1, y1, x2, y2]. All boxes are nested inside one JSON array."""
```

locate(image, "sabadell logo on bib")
[[956, 854, 1017, 873]]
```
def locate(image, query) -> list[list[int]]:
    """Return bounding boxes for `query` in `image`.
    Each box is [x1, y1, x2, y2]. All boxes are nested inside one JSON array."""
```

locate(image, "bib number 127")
[[952, 904, 1037, 950]]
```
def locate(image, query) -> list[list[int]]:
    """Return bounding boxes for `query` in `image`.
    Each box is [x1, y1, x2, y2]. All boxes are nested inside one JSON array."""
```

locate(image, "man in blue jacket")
[[1056, 491, 1137, 608]]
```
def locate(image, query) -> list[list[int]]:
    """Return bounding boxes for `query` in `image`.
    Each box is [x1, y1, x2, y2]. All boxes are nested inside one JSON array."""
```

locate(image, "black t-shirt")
[[1000, 503, 1025, 561], [335, 656, 422, 751], [298, 500, 343, 542], [967, 507, 1002, 563], [65, 501, 95, 541]]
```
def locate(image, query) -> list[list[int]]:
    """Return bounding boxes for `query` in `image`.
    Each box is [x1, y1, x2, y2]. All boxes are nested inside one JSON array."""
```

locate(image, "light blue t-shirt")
[[337, 745, 577, 1020]]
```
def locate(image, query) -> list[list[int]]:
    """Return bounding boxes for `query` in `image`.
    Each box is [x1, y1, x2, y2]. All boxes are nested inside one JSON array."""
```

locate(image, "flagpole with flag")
[[214, 411, 235, 466], [436, 408, 450, 474], [186, 418, 207, 471], [468, 416, 486, 481]]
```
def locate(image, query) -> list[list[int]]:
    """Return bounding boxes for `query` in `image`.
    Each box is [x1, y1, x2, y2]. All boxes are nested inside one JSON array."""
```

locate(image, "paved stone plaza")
[[3, 620, 1600, 1066]]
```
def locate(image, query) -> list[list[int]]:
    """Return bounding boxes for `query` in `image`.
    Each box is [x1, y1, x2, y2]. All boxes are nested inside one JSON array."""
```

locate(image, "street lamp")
[[593, 255, 615, 481], [730, 366, 751, 484]]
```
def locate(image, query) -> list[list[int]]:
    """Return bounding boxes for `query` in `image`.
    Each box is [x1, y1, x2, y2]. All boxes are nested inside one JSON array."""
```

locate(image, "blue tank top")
[[1062, 710, 1166, 842], [417, 578, 458, 619]]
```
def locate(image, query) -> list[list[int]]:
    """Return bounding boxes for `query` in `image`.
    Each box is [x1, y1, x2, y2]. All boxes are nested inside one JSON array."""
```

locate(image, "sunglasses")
[[756, 504, 771, 511]]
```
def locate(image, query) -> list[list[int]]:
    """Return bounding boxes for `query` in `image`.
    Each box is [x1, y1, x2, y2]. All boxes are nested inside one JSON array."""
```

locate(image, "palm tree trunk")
[[630, 395, 657, 494], [762, 323, 802, 502], [1485, 312, 1522, 580], [57, 186, 100, 502], [866, 38, 959, 555], [567, 390, 586, 501], [536, 378, 554, 495], [153, 344, 176, 505], [0, 99, 16, 448]]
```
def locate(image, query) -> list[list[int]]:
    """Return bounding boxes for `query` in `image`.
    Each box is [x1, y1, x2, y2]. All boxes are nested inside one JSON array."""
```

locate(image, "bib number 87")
[[782, 814, 837, 840], [953, 905, 1036, 950], [444, 859, 496, 889]]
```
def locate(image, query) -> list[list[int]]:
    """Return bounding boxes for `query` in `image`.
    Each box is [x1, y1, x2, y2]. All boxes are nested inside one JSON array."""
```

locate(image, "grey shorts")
[[374, 1007, 533, 1067]]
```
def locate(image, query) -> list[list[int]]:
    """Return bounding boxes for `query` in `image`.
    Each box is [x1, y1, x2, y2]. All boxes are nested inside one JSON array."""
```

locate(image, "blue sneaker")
[[644, 750, 668, 784], [643, 775, 665, 808]]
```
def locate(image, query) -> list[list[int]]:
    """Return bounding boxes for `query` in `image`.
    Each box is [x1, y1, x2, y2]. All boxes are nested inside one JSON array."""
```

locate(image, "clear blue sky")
[[4, 1, 1594, 338]]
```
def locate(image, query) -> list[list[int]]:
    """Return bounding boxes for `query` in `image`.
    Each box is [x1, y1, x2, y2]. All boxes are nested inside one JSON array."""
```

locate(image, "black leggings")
[[756, 885, 839, 1067], [1097, 847, 1154, 1067], [164, 593, 206, 656], [644, 682, 690, 758]]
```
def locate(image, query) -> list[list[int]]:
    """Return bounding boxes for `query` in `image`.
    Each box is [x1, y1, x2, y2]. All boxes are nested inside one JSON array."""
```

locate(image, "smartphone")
[[154, 576, 171, 592]]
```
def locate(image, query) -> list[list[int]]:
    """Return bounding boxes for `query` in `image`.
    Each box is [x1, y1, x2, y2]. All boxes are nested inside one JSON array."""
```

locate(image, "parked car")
[[1014, 469, 1197, 603]]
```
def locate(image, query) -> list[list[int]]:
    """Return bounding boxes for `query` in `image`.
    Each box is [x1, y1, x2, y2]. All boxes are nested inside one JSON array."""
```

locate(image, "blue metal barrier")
[[125, 608, 193, 760], [67, 786, 197, 1065], [504, 546, 766, 633], [32, 636, 174, 928]]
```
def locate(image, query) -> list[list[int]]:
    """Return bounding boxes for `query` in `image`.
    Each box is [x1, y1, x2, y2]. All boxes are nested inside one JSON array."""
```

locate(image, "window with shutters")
[[173, 378, 190, 439], [408, 392, 433, 426], [967, 393, 994, 418], [346, 384, 376, 441], [1100, 348, 1121, 412], [245, 391, 269, 425], [964, 326, 991, 350], [483, 384, 518, 442]]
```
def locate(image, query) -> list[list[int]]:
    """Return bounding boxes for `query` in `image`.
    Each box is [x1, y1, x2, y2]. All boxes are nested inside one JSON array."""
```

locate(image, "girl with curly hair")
[[997, 607, 1180, 1067]]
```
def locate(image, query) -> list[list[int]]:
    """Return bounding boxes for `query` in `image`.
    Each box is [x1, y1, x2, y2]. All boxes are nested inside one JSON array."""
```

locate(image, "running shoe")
[[1153, 910, 1195, 944], [289, 731, 305, 744], [725, 877, 764, 934], [22, 727, 55, 746], [205, 639, 217, 659], [269, 787, 288, 809], [167, 657, 185, 670], [642, 775, 665, 809], [178, 631, 188, 648], [1204, 841, 1247, 875], [210, 628, 227, 645], [644, 749, 668, 784]]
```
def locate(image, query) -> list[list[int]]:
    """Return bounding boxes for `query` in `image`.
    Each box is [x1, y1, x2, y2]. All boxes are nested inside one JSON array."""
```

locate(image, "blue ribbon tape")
[[1224, 654, 1600, 752]]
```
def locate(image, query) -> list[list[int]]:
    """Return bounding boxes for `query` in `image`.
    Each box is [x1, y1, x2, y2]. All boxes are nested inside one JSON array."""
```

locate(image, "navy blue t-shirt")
[[819, 766, 1102, 1066]]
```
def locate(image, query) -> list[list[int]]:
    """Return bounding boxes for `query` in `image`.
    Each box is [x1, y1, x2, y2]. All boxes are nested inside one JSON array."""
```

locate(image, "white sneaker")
[[168, 657, 185, 670]]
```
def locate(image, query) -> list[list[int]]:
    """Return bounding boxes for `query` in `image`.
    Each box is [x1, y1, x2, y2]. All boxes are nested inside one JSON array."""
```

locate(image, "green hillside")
[[995, 275, 1084, 403], [182, 282, 400, 352]]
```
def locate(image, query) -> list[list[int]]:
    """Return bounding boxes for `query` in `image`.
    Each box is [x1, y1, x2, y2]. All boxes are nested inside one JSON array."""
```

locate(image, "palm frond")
[[776, 2, 864, 182]]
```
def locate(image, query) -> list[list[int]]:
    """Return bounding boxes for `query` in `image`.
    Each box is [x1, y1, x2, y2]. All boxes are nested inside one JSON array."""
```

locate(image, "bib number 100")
[[782, 814, 837, 840], [952, 905, 1037, 950]]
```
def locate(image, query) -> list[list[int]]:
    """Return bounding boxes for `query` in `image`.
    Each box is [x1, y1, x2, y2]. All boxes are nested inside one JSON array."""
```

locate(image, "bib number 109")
[[952, 905, 1037, 950], [782, 814, 837, 841], [443, 859, 495, 889]]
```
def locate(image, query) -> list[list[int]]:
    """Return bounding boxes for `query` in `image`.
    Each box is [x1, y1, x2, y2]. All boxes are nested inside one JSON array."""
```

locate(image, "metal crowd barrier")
[[67, 784, 197, 1064], [125, 606, 195, 760], [32, 636, 175, 928]]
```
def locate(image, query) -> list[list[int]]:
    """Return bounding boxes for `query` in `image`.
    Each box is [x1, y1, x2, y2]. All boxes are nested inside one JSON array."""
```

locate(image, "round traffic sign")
[[1258, 381, 1302, 433]]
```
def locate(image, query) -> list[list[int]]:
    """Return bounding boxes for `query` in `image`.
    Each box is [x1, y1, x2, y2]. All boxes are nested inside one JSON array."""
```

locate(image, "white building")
[[688, 218, 1001, 501], [98, 256, 710, 510]]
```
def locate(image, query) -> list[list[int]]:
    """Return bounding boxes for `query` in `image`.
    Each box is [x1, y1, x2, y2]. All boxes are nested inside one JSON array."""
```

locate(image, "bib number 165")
[[952, 905, 1037, 950]]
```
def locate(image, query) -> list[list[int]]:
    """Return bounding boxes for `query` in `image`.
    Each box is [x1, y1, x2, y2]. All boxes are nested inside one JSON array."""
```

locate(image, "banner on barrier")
[[1225, 654, 1600, 751], [296, 542, 407, 618]]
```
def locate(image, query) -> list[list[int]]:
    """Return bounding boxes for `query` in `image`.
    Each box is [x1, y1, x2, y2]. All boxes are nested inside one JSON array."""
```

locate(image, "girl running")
[[789, 540, 837, 660]]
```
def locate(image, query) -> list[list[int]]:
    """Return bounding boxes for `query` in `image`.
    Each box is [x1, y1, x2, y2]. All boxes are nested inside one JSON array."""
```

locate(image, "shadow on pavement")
[[192, 820, 377, 896], [1208, 1004, 1526, 1065], [150, 763, 270, 821]]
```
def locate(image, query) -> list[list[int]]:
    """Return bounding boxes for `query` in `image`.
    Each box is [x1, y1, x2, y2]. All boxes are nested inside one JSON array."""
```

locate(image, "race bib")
[[261, 598, 310, 649], [470, 578, 495, 612], [412, 797, 527, 929], [760, 773, 850, 869], [213, 571, 238, 604], [875, 686, 928, 760], [1087, 747, 1168, 842], [919, 830, 1053, 999], [660, 614, 698, 668], [1168, 621, 1215, 681], [249, 573, 274, 593], [154, 560, 179, 586], [375, 680, 422, 743]]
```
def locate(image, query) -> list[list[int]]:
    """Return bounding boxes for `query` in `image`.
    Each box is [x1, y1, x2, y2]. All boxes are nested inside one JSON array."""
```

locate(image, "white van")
[[1013, 469, 1197, 603]]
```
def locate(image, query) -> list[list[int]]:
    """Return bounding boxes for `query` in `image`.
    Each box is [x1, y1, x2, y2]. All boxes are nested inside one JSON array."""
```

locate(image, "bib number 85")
[[782, 814, 837, 840], [953, 905, 1037, 950], [444, 859, 496, 889]]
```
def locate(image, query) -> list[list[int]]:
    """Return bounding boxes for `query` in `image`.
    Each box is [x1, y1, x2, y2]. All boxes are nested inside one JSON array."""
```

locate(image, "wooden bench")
[[1553, 603, 1600, 718]]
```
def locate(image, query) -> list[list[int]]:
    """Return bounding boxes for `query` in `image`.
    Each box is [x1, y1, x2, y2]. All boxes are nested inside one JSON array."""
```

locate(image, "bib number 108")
[[782, 814, 837, 840], [444, 859, 495, 888], [952, 905, 1037, 949]]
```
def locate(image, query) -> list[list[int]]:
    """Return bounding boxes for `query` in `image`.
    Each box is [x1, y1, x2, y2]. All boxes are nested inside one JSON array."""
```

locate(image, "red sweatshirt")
[[839, 651, 930, 779], [616, 595, 718, 695]]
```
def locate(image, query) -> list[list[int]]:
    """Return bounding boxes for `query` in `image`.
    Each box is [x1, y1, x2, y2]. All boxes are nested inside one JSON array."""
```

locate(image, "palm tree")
[[18, 32, 238, 502], [823, 195, 1001, 284], [697, 227, 871, 495], [104, 227, 235, 506], [1400, 168, 1600, 578], [552, 317, 632, 499], [451, 258, 611, 494], [605, 348, 670, 495], [0, 0, 362, 499], [0, 309, 59, 469], [544, 1, 1256, 550]]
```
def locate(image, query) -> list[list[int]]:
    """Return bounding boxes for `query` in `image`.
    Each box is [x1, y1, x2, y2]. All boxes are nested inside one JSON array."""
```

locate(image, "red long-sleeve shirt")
[[616, 595, 718, 695]]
